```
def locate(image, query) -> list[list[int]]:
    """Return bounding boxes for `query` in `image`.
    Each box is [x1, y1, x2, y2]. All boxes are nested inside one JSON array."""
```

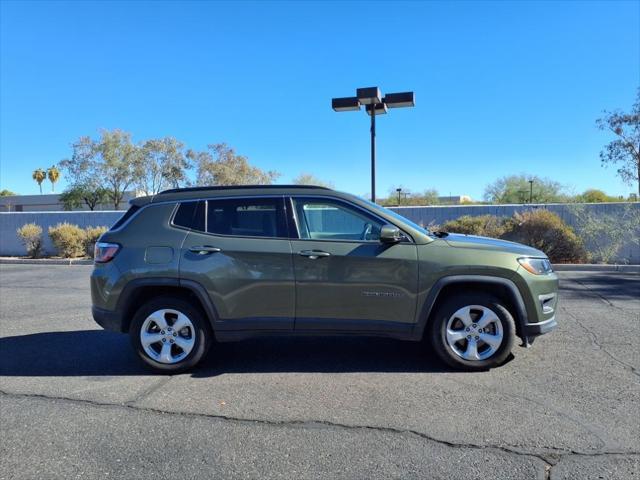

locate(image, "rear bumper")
[[92, 306, 125, 333], [522, 315, 557, 338]]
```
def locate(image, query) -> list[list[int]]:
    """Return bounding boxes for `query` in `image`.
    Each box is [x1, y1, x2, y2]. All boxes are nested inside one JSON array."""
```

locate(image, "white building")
[[0, 192, 137, 212]]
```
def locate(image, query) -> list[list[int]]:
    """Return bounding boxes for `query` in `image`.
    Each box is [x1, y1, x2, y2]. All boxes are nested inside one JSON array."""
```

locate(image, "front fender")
[[413, 275, 530, 343]]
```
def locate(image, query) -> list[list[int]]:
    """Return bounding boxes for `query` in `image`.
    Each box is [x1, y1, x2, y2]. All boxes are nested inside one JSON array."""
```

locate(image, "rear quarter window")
[[172, 201, 205, 231]]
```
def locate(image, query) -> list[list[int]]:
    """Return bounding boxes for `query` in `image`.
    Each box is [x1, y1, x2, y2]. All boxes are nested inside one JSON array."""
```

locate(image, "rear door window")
[[206, 197, 287, 238]]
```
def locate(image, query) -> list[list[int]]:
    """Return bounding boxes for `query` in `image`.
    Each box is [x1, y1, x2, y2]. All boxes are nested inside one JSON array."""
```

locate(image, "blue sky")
[[1, 0, 638, 199]]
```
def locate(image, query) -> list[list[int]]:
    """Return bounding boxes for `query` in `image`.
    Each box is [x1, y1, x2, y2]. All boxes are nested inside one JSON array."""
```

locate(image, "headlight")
[[518, 257, 553, 275]]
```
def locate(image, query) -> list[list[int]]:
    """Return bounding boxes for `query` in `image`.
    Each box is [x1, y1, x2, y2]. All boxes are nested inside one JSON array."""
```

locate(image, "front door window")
[[293, 198, 383, 241]]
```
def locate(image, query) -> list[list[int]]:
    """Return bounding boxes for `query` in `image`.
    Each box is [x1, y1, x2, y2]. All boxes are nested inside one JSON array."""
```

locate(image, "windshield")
[[358, 198, 431, 235]]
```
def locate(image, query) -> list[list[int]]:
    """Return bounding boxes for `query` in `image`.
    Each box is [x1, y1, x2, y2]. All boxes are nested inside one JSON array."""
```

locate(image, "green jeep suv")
[[91, 185, 558, 373]]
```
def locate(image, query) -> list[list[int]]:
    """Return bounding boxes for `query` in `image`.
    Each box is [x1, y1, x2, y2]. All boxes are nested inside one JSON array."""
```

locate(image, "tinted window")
[[206, 198, 287, 238], [173, 202, 196, 228], [172, 201, 206, 230], [293, 198, 383, 241]]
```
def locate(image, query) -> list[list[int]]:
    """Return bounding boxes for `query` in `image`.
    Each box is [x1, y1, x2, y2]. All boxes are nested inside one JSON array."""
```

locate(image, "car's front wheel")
[[428, 294, 515, 371], [130, 296, 212, 373]]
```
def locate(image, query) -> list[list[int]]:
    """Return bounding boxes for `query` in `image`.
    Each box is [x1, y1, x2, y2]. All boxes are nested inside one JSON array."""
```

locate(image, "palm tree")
[[47, 165, 60, 192], [32, 168, 46, 194]]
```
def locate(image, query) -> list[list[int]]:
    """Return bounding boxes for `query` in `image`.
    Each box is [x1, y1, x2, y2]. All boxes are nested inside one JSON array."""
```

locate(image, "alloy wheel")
[[139, 309, 196, 364], [445, 305, 504, 361]]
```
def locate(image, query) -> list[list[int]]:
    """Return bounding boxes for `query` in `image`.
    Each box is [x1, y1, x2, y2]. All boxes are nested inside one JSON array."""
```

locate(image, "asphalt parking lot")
[[0, 265, 638, 479]]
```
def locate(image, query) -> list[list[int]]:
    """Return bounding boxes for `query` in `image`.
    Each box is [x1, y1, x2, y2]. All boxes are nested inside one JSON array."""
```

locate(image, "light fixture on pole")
[[332, 87, 415, 203]]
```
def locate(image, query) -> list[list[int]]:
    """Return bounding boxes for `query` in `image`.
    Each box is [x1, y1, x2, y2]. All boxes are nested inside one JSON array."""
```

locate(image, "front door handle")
[[298, 250, 331, 260], [189, 245, 221, 255]]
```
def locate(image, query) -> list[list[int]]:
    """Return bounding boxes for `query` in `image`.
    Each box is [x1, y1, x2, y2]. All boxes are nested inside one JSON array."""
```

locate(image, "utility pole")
[[529, 180, 534, 203]]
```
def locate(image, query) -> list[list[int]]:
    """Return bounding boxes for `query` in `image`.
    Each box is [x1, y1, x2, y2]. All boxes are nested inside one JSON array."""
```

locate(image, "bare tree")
[[597, 89, 640, 196], [135, 137, 190, 195], [97, 129, 141, 208], [293, 173, 333, 188], [59, 130, 140, 209], [59, 136, 95, 185], [191, 143, 279, 186]]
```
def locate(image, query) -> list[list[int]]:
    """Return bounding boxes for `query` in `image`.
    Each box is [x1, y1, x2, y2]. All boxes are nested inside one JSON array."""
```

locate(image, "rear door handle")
[[298, 250, 331, 260], [189, 245, 221, 255]]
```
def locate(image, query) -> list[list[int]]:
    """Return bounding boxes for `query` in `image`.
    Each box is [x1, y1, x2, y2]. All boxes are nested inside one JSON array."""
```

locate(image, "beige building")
[[437, 195, 473, 205], [0, 192, 136, 212]]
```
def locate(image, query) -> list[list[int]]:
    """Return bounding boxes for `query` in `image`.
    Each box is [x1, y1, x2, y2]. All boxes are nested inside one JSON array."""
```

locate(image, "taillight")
[[94, 242, 120, 263]]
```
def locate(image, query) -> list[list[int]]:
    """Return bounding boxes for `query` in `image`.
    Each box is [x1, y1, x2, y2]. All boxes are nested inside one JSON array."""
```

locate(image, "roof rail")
[[158, 185, 332, 194]]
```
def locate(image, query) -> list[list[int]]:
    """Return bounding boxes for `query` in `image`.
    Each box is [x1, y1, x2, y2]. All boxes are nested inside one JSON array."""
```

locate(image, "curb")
[[552, 264, 640, 273], [0, 258, 93, 265]]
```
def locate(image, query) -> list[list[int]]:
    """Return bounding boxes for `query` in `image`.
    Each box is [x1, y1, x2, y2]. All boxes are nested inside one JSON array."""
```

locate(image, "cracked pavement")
[[0, 265, 638, 479]]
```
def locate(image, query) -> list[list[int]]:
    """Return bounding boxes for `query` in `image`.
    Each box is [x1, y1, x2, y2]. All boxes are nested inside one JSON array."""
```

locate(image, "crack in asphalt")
[[2, 388, 638, 474], [564, 276, 637, 313], [123, 376, 174, 406], [561, 305, 640, 378], [560, 276, 640, 378], [448, 378, 609, 451]]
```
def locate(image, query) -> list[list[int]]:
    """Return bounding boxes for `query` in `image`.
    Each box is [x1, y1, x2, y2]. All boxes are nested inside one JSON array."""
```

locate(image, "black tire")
[[427, 294, 515, 371], [129, 296, 212, 373]]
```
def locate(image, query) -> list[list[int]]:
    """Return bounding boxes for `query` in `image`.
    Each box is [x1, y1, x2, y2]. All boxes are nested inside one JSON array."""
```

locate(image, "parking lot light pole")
[[332, 87, 414, 203], [371, 103, 376, 204]]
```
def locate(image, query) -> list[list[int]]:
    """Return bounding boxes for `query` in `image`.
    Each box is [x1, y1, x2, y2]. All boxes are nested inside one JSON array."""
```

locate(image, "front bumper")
[[92, 306, 126, 333], [512, 267, 559, 344], [522, 315, 557, 338]]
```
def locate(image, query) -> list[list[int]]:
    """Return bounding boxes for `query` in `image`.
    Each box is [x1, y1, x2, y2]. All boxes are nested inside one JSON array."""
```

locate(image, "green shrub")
[[16, 223, 43, 258], [439, 210, 587, 263], [84, 226, 108, 258], [503, 210, 586, 263], [48, 223, 86, 258], [442, 214, 508, 238]]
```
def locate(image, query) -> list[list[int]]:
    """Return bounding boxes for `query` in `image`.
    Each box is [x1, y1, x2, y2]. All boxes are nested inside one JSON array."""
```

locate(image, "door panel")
[[290, 197, 419, 328], [292, 240, 418, 325], [178, 197, 295, 330]]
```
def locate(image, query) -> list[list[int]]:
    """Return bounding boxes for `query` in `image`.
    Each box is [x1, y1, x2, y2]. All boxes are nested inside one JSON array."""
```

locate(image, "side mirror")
[[380, 224, 402, 244]]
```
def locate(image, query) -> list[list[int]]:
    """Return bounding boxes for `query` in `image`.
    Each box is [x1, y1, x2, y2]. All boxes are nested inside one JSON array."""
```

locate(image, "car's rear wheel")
[[130, 296, 212, 373], [427, 294, 515, 371]]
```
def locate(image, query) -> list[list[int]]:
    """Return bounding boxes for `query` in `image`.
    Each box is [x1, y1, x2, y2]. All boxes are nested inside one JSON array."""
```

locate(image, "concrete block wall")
[[389, 202, 640, 264], [1, 211, 124, 256], [1, 203, 638, 263], [388, 202, 634, 226]]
